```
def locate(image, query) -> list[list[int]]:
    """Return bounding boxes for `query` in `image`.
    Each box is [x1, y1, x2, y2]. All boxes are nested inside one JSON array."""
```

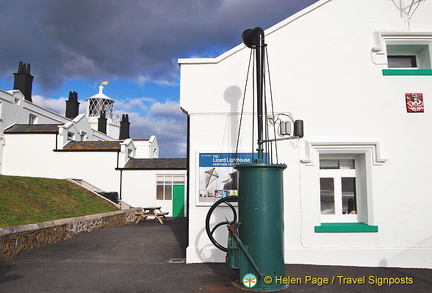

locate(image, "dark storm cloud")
[[0, 0, 318, 91]]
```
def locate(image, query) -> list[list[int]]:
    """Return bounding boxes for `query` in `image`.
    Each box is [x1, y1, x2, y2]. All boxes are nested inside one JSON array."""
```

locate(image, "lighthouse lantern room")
[[86, 84, 120, 138]]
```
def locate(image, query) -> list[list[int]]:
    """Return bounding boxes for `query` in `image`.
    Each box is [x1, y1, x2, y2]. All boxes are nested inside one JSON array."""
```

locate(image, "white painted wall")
[[88, 118, 120, 140], [121, 169, 187, 216], [0, 90, 68, 128], [1, 130, 179, 214], [1, 133, 121, 192], [180, 0, 432, 268], [121, 170, 159, 208], [133, 136, 159, 158], [2, 134, 58, 177]]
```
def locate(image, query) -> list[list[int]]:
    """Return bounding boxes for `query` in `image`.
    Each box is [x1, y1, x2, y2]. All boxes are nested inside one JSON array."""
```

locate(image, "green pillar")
[[235, 163, 286, 291]]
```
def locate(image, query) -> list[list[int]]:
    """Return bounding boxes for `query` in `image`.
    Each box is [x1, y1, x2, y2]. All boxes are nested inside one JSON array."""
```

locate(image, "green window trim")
[[315, 223, 378, 233], [382, 69, 432, 76]]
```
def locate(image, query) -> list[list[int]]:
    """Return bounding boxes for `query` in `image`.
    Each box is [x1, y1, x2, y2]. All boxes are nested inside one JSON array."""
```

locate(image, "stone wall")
[[0, 208, 140, 262]]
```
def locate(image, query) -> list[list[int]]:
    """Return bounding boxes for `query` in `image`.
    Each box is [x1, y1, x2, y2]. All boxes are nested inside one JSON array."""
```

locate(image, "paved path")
[[1, 218, 432, 292]]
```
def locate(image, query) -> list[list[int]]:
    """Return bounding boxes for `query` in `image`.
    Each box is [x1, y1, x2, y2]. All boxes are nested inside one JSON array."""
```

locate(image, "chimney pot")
[[65, 91, 80, 119], [98, 110, 107, 134], [13, 61, 34, 102], [119, 113, 130, 139]]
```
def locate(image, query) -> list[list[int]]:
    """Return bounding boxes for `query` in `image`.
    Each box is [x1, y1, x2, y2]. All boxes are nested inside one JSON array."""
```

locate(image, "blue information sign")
[[199, 153, 261, 168], [198, 152, 268, 204]]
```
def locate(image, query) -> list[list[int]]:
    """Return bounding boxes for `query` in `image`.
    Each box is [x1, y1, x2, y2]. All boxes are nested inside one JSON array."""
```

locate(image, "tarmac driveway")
[[1, 218, 432, 292]]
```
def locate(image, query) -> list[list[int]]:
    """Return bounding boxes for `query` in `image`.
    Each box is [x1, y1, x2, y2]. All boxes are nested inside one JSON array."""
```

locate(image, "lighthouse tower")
[[86, 84, 120, 138]]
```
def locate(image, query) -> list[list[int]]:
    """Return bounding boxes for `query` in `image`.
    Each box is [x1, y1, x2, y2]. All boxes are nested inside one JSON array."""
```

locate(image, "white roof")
[[86, 85, 113, 101]]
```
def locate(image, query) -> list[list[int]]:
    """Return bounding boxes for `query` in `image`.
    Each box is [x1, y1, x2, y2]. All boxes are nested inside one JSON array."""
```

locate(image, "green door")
[[172, 185, 185, 217]]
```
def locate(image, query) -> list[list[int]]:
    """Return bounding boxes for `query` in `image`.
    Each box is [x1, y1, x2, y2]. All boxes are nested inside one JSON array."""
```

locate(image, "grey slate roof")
[[3, 124, 61, 134], [123, 158, 187, 170]]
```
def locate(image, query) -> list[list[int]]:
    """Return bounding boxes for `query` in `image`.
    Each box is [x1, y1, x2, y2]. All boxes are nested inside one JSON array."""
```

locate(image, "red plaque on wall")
[[406, 93, 424, 113]]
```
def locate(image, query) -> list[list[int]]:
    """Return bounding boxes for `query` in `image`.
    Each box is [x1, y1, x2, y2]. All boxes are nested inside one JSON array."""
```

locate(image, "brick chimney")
[[13, 61, 34, 102], [65, 91, 80, 119], [119, 114, 130, 139]]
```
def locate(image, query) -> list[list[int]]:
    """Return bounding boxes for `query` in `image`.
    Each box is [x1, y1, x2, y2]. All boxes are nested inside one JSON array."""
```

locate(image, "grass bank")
[[0, 175, 119, 228]]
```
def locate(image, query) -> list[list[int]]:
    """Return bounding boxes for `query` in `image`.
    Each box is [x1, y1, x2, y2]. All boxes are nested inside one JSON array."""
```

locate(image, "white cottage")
[[179, 0, 432, 268]]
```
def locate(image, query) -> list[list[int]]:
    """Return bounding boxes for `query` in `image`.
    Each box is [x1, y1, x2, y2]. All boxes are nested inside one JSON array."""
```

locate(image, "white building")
[[0, 62, 187, 216], [179, 0, 432, 268], [119, 158, 187, 216]]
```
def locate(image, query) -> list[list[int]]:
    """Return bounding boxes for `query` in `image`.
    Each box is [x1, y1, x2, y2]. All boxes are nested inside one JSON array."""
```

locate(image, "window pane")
[[164, 185, 172, 200], [320, 178, 334, 215], [388, 55, 417, 68], [342, 177, 356, 214], [320, 160, 339, 169], [157, 176, 164, 184], [173, 176, 185, 184], [339, 159, 355, 169], [156, 185, 164, 200], [164, 176, 173, 184], [320, 159, 354, 169]]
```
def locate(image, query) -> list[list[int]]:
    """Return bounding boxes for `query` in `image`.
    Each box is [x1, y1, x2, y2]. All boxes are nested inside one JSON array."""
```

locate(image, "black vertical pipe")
[[256, 28, 265, 160], [119, 169, 123, 200], [242, 27, 266, 162]]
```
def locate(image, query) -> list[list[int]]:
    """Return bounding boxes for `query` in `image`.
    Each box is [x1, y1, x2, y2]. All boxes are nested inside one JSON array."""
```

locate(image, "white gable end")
[[180, 0, 432, 268]]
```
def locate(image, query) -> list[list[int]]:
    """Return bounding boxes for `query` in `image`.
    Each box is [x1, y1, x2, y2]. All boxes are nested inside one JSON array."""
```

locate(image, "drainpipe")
[[119, 169, 123, 200]]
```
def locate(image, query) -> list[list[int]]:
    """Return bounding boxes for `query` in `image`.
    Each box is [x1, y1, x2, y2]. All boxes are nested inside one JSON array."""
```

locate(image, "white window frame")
[[319, 155, 359, 223], [372, 31, 432, 69], [156, 175, 185, 201], [301, 141, 387, 225], [386, 43, 430, 69]]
